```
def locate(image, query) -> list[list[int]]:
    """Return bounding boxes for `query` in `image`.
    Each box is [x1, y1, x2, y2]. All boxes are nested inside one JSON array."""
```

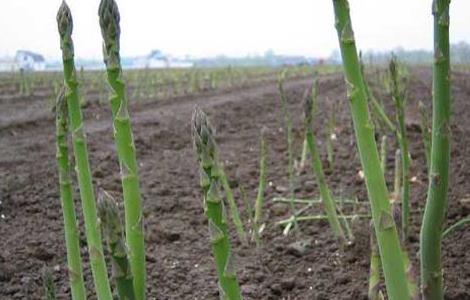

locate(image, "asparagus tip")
[[57, 1, 73, 37]]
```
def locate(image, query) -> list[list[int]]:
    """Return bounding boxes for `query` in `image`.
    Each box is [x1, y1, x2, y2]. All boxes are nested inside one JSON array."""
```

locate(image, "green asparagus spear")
[[304, 77, 347, 244], [389, 56, 411, 240], [330, 1, 410, 299], [98, 1, 146, 298], [98, 190, 136, 300], [55, 88, 86, 300], [420, 1, 452, 299], [192, 107, 242, 300], [57, 3, 113, 298]]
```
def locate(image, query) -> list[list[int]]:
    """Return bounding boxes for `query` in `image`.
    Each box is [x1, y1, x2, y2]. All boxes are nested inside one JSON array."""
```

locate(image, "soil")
[[0, 68, 468, 299]]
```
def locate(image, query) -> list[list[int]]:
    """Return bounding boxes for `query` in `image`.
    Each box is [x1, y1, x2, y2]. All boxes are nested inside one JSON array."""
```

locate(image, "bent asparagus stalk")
[[98, 1, 146, 298], [420, 1, 452, 299], [55, 89, 86, 300], [192, 107, 242, 300], [57, 3, 113, 299], [330, 1, 410, 299]]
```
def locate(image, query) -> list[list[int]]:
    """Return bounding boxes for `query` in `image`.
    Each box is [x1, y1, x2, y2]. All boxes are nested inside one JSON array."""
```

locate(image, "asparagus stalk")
[[368, 221, 384, 300], [304, 77, 347, 243], [55, 89, 86, 300], [98, 190, 136, 300], [393, 150, 402, 204], [442, 217, 470, 238], [239, 185, 260, 246], [219, 167, 248, 245], [330, 1, 410, 299], [43, 267, 57, 300], [326, 104, 336, 169], [278, 71, 299, 233], [420, 1, 452, 299], [418, 101, 432, 173], [380, 135, 388, 173], [57, 3, 113, 299], [98, 1, 146, 298], [360, 56, 396, 133], [254, 127, 268, 235], [389, 57, 411, 240], [192, 107, 242, 300]]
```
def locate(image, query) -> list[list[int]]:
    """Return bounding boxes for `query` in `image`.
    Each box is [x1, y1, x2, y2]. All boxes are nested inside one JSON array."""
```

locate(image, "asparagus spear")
[[278, 71, 299, 233], [98, 1, 146, 298], [418, 101, 432, 173], [330, 1, 410, 299], [192, 107, 242, 300], [55, 88, 86, 300], [304, 78, 347, 244], [420, 1, 452, 299], [368, 221, 384, 300], [43, 267, 57, 300], [254, 127, 268, 236], [389, 56, 411, 240], [98, 190, 136, 300], [57, 3, 113, 299]]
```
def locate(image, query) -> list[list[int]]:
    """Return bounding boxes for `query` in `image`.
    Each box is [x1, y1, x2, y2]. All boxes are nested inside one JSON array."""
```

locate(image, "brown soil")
[[0, 68, 468, 299]]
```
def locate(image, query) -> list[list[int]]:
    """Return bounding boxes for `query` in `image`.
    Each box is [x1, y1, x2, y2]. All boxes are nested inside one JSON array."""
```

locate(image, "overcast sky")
[[0, 1, 469, 60]]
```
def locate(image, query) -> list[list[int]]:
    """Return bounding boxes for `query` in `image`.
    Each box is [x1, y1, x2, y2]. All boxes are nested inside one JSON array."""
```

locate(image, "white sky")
[[0, 1, 469, 60]]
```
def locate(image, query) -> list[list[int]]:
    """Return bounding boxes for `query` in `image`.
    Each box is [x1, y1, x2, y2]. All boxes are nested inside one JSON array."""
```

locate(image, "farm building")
[[15, 50, 46, 71], [133, 50, 194, 69]]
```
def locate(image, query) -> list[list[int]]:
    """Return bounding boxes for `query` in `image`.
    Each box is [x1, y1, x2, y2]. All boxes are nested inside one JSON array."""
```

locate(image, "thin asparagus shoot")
[[98, 1, 146, 298], [304, 77, 347, 244], [330, 1, 410, 298], [254, 127, 268, 240], [368, 221, 384, 300], [239, 185, 260, 247], [98, 190, 136, 300], [192, 107, 242, 300], [43, 267, 57, 300], [55, 88, 86, 300], [418, 101, 432, 173], [360, 55, 396, 133], [219, 167, 248, 245], [389, 56, 411, 240], [380, 135, 388, 173], [393, 150, 402, 205], [442, 217, 470, 238], [57, 3, 113, 298], [278, 70, 299, 233]]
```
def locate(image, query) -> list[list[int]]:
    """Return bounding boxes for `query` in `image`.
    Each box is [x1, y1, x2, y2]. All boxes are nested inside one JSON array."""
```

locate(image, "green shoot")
[[330, 1, 411, 298], [55, 88, 86, 300], [98, 0, 146, 297], [254, 127, 268, 242], [57, 3, 113, 298], [192, 106, 242, 300], [278, 70, 299, 234], [418, 101, 432, 173], [98, 190, 136, 300], [389, 56, 411, 240]]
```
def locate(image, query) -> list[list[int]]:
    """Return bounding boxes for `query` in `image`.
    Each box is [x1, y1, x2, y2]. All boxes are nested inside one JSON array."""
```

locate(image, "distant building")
[[15, 50, 46, 71], [133, 50, 193, 69]]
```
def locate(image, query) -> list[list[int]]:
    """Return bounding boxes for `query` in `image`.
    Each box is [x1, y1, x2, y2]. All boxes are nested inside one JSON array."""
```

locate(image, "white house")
[[15, 50, 46, 71], [133, 50, 194, 69]]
